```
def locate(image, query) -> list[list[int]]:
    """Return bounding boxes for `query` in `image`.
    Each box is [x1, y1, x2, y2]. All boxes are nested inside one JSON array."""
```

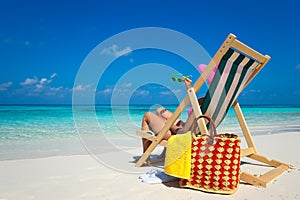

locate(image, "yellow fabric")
[[164, 131, 192, 179]]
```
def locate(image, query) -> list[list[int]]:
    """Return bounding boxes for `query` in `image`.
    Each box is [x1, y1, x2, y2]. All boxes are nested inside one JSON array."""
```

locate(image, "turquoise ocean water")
[[0, 105, 299, 160]]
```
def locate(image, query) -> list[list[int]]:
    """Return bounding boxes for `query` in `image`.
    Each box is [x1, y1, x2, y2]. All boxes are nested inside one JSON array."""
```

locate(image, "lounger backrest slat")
[[201, 48, 259, 127]]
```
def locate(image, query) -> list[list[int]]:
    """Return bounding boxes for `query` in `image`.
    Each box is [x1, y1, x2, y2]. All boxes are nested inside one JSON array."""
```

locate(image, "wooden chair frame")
[[135, 33, 289, 187]]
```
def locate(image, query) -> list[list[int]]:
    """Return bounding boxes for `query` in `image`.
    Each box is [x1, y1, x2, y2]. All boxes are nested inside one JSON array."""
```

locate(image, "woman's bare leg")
[[156, 107, 183, 133], [141, 112, 172, 152], [156, 107, 182, 125]]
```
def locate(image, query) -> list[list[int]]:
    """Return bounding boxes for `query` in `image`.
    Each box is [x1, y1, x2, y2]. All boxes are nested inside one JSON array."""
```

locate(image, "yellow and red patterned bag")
[[180, 115, 241, 194]]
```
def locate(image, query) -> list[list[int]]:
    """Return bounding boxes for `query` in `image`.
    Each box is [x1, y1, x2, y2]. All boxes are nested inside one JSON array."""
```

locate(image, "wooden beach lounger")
[[136, 33, 289, 187]]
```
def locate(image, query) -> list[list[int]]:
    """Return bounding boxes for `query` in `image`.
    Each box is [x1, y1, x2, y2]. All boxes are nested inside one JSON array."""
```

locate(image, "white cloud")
[[249, 89, 261, 93], [50, 86, 63, 92], [98, 83, 132, 96], [98, 87, 113, 95], [23, 74, 56, 86], [160, 89, 182, 95], [45, 86, 65, 96], [16, 73, 67, 98], [1, 36, 31, 47], [0, 81, 13, 91], [122, 83, 132, 88], [37, 78, 50, 89], [20, 77, 38, 86], [241, 89, 261, 96], [73, 85, 85, 91], [101, 44, 132, 58], [134, 89, 150, 96], [39, 78, 48, 84], [35, 84, 43, 89], [50, 73, 57, 79], [73, 84, 93, 91], [103, 88, 113, 94], [21, 73, 57, 90]]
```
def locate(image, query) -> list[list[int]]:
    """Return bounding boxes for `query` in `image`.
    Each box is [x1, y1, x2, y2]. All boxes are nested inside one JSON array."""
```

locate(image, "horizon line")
[[0, 103, 300, 107]]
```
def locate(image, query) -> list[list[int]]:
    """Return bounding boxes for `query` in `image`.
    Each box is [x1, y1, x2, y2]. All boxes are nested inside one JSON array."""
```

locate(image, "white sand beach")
[[0, 131, 300, 200]]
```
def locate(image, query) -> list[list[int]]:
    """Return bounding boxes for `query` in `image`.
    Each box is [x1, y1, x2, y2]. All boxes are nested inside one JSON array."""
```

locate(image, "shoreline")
[[1, 104, 300, 107], [0, 123, 299, 161], [0, 132, 300, 200]]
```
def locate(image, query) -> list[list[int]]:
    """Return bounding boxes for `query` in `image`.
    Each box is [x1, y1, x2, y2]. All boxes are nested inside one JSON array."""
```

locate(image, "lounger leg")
[[233, 101, 289, 187], [135, 141, 159, 167]]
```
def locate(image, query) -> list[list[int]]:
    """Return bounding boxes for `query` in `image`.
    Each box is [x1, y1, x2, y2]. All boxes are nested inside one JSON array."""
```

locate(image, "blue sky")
[[0, 0, 299, 105]]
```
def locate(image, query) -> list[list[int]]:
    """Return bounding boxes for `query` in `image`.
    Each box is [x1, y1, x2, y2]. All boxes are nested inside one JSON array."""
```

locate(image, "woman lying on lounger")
[[140, 76, 203, 152]]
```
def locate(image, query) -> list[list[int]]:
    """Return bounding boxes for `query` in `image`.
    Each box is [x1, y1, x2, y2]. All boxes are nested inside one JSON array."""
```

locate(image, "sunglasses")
[[171, 73, 192, 83]]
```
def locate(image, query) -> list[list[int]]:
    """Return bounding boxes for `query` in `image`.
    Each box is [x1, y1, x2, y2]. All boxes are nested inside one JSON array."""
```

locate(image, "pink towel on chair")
[[188, 64, 218, 116]]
